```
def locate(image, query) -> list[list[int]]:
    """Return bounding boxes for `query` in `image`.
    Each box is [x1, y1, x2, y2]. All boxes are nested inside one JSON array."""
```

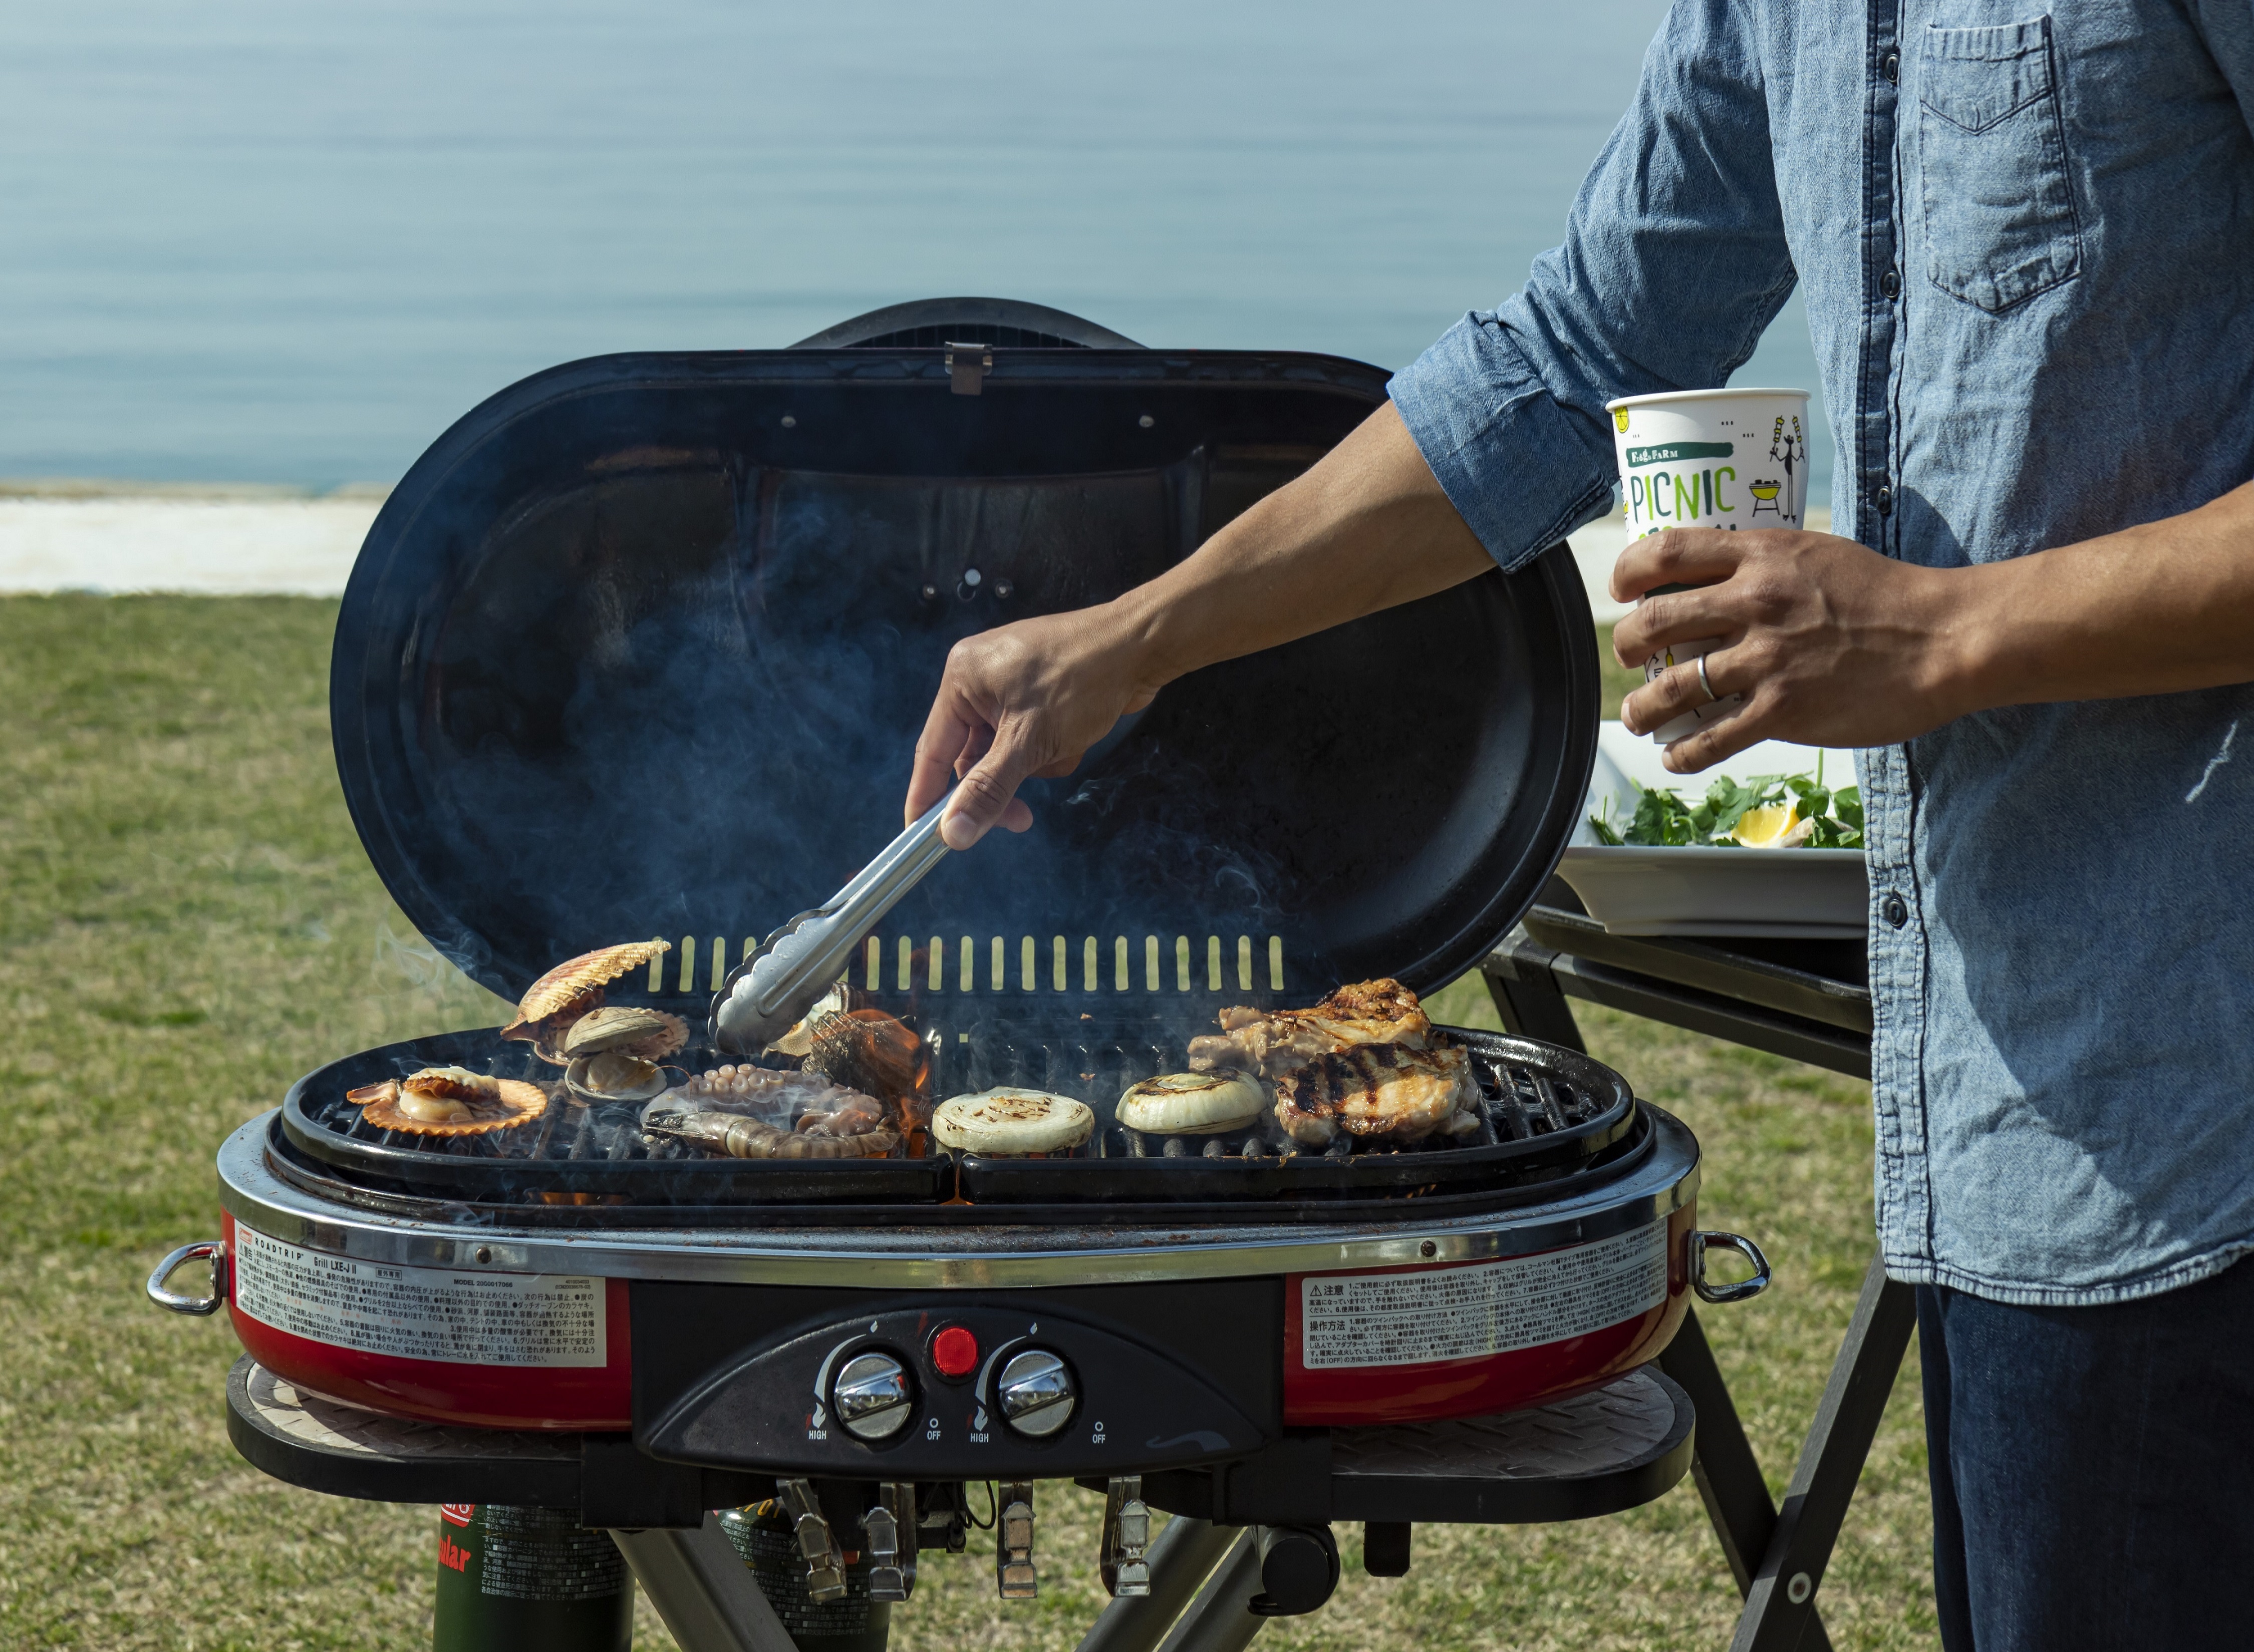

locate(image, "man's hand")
[[907, 606, 1163, 851], [1610, 527, 1969, 773], [1613, 476, 2254, 774]]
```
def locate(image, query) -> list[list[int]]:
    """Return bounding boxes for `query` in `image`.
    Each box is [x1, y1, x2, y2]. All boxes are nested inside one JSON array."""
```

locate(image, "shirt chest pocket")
[[1917, 17, 2082, 312]]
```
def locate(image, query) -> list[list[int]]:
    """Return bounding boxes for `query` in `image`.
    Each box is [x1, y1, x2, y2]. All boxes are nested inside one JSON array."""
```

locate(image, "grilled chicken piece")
[[1190, 978, 1436, 1080], [1273, 1041, 1476, 1146]]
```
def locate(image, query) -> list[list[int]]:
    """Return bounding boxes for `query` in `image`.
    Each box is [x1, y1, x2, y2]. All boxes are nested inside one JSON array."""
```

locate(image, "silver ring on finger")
[[1696, 654, 1720, 704]]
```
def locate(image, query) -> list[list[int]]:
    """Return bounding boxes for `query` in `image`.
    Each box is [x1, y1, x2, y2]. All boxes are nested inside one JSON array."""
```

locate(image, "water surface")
[[0, 0, 1827, 497]]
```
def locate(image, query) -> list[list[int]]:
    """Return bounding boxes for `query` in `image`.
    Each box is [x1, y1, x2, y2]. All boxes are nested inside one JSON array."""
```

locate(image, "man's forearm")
[[1948, 478, 2254, 714], [905, 402, 1494, 841], [1107, 402, 1494, 694]]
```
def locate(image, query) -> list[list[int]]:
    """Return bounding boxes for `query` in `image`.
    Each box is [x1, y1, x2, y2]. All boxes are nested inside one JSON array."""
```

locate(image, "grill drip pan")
[[275, 1021, 1645, 1226]]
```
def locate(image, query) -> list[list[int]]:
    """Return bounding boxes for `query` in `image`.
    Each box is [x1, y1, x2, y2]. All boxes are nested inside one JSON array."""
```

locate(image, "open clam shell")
[[501, 940, 672, 1061], [348, 1072, 549, 1137], [565, 1052, 672, 1106], [562, 1006, 689, 1062]]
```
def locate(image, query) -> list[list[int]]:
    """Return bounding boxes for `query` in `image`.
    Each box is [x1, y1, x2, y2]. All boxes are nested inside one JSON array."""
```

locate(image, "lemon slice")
[[1729, 802, 1801, 846]]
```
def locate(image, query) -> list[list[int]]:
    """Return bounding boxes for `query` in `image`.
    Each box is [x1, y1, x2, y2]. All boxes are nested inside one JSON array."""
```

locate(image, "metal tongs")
[[710, 789, 955, 1053]]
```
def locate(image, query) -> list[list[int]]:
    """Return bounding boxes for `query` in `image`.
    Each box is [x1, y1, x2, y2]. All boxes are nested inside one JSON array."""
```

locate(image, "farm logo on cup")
[[1606, 390, 1810, 542]]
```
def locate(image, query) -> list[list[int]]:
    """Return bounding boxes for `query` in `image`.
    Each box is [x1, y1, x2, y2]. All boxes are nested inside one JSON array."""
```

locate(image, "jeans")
[[1919, 1260, 2254, 1650]]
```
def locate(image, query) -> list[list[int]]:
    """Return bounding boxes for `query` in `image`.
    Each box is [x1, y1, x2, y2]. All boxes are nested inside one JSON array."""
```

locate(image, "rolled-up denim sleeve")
[[1390, 0, 1799, 572]]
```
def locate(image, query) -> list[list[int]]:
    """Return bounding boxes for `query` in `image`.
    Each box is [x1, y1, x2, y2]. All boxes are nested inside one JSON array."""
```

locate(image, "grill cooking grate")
[[277, 1012, 1639, 1215], [302, 1013, 1606, 1167]]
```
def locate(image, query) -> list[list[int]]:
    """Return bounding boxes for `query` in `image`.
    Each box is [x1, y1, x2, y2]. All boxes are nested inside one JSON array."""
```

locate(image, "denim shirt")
[[1391, 0, 2254, 1306]]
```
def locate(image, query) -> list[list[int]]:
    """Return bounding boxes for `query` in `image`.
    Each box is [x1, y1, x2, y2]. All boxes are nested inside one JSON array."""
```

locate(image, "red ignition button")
[[930, 1326, 979, 1379]]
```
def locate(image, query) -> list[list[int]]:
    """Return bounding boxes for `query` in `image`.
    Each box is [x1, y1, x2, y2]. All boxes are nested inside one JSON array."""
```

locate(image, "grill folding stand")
[[141, 299, 1839, 1649]]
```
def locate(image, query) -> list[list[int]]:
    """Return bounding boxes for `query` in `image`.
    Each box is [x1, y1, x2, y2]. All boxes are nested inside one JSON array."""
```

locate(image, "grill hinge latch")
[[778, 1477, 848, 1602], [862, 1482, 918, 1602], [1100, 1476, 1151, 1597], [996, 1480, 1037, 1599], [944, 341, 993, 397]]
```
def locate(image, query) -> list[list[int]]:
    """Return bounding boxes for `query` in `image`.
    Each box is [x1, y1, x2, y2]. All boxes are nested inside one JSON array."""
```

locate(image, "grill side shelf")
[[229, 1353, 1692, 1527]]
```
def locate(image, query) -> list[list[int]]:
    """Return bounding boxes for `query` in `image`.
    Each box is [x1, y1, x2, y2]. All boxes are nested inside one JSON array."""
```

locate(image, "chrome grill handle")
[[1690, 1230, 1773, 1304], [147, 1241, 228, 1316]]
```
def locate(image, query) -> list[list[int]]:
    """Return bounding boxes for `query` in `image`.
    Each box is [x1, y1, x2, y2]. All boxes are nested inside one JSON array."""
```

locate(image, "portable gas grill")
[[150, 299, 1774, 1650]]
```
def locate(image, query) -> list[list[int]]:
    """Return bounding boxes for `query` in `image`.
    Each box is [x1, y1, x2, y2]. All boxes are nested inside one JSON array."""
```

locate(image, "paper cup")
[[1605, 387, 1812, 744]]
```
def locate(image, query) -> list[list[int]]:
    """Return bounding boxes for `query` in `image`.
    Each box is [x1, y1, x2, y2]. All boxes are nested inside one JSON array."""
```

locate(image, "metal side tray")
[[224, 1352, 1693, 1530]]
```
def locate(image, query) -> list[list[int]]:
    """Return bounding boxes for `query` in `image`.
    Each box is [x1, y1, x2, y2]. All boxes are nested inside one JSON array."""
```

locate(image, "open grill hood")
[[331, 306, 1599, 1019]]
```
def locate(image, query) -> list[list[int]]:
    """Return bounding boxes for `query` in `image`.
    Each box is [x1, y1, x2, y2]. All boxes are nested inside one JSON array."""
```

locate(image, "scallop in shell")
[[348, 1067, 549, 1136], [500, 940, 672, 1064]]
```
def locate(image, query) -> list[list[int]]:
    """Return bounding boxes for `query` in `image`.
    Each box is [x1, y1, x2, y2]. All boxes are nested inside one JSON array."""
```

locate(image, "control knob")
[[833, 1350, 915, 1441], [995, 1348, 1075, 1438]]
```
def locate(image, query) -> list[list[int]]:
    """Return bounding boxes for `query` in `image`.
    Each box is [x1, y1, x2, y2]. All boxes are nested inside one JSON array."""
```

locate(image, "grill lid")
[[332, 299, 1597, 1006]]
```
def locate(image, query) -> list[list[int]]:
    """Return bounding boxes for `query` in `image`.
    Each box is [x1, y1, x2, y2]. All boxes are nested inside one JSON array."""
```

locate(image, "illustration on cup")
[[1768, 415, 1805, 521]]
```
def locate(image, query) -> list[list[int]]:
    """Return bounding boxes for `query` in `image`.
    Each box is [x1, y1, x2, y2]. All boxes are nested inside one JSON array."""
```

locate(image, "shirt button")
[[1883, 893, 1909, 928], [1881, 51, 1899, 84], [1881, 268, 1901, 298], [1874, 485, 1893, 515]]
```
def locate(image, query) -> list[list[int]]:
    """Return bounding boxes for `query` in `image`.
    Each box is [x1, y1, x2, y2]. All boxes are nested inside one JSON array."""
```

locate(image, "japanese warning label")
[[232, 1227, 606, 1368], [1299, 1221, 1669, 1369]]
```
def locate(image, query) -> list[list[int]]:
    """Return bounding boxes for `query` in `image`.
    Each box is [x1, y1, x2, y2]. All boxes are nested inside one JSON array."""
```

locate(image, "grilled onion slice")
[[1117, 1070, 1266, 1136], [931, 1088, 1093, 1156]]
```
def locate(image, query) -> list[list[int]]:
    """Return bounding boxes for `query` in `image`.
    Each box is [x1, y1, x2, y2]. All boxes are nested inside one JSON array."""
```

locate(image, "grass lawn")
[[0, 596, 1933, 1650]]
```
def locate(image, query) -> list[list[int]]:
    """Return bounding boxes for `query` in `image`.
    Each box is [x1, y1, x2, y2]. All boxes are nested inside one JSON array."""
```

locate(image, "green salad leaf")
[[1588, 769, 1864, 850]]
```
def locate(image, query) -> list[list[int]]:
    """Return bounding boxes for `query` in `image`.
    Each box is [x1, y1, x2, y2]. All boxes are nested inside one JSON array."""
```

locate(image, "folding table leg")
[[1481, 953, 1588, 1052], [1729, 1257, 1917, 1652], [608, 1514, 804, 1652]]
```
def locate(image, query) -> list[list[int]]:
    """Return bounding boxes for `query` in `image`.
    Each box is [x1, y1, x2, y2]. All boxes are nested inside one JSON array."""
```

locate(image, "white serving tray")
[[1556, 723, 1869, 938]]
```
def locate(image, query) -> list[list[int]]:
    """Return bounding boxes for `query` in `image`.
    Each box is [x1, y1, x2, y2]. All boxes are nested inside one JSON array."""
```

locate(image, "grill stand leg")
[[608, 1514, 802, 1652], [1076, 1518, 1250, 1652], [1483, 951, 1914, 1652], [1659, 1309, 1806, 1605], [1153, 1527, 1265, 1652], [1726, 1256, 1917, 1652]]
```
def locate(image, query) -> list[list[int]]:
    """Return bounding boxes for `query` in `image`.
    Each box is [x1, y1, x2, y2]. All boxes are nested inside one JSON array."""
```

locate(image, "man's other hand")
[[1610, 526, 1968, 773]]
